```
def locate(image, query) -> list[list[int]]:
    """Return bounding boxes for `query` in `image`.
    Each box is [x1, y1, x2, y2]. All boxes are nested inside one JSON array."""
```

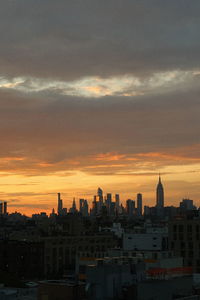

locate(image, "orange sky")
[[4, 149, 200, 216]]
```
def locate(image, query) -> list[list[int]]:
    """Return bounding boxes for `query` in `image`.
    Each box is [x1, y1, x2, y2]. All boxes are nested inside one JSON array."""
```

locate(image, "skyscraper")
[[156, 175, 164, 208], [126, 199, 135, 217], [91, 195, 98, 216], [57, 193, 63, 215], [3, 201, 7, 215], [72, 198, 76, 211], [115, 194, 120, 213], [106, 193, 112, 214], [97, 187, 103, 198], [79, 199, 89, 216], [137, 193, 142, 216], [97, 187, 103, 210]]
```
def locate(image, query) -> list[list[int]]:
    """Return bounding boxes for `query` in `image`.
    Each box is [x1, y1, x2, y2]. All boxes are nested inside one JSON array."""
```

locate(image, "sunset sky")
[[1, 1, 200, 215]]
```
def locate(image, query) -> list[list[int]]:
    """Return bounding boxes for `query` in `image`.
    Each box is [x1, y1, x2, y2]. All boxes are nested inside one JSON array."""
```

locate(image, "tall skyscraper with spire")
[[57, 192, 63, 215], [156, 175, 164, 209]]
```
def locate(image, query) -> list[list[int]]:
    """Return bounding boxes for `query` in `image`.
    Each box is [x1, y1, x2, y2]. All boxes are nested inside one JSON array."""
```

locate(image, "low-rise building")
[[43, 233, 118, 277], [169, 217, 200, 272], [123, 231, 168, 251], [38, 280, 85, 300]]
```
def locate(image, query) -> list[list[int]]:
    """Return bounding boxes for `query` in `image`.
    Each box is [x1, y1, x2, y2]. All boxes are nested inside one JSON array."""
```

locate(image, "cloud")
[[0, 69, 198, 98], [0, 1, 199, 81], [8, 203, 49, 209], [0, 82, 199, 177]]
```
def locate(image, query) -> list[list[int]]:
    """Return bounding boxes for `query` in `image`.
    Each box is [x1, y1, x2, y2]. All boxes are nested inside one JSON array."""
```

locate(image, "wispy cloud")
[[0, 70, 198, 98]]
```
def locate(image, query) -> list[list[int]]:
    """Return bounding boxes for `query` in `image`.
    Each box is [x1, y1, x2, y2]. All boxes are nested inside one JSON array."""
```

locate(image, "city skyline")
[[0, 1, 200, 215], [2, 176, 197, 217], [4, 175, 199, 216]]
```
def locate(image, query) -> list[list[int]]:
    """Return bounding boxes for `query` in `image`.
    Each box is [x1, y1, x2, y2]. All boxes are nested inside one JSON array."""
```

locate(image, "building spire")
[[158, 173, 161, 183], [72, 197, 76, 209], [156, 174, 164, 209]]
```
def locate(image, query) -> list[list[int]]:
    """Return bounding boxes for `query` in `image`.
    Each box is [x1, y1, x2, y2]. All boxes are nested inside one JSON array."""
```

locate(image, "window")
[[153, 253, 158, 259], [188, 251, 193, 258], [181, 251, 185, 257], [179, 225, 184, 232], [188, 260, 192, 266], [179, 234, 183, 240], [188, 242, 193, 249], [181, 242, 185, 248], [196, 260, 200, 266]]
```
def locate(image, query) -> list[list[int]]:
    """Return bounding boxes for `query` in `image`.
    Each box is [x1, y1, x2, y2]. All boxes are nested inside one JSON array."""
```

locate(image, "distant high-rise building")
[[79, 199, 89, 216], [115, 194, 120, 213], [126, 199, 135, 217], [57, 193, 63, 215], [144, 205, 150, 216], [69, 198, 77, 214], [97, 187, 103, 198], [72, 198, 76, 211], [0, 202, 3, 214], [97, 187, 103, 211], [91, 195, 97, 216], [106, 193, 112, 204], [79, 198, 84, 212], [62, 208, 67, 215], [110, 202, 116, 216], [83, 200, 89, 216], [50, 208, 56, 217], [180, 198, 194, 211], [156, 175, 164, 208], [137, 193, 142, 216], [3, 202, 7, 215], [106, 193, 112, 213]]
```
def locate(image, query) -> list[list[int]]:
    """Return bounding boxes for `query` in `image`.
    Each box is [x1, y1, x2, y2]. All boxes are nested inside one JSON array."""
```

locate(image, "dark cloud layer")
[[0, 85, 199, 175], [0, 1, 200, 80]]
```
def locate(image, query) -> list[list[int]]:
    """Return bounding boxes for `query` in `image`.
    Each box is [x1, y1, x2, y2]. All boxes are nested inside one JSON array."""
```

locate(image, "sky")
[[1, 0, 200, 215]]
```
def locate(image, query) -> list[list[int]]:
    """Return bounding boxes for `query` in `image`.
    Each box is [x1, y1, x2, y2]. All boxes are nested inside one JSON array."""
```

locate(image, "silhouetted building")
[[169, 217, 200, 272], [106, 193, 112, 213], [69, 198, 77, 214], [115, 194, 120, 214], [137, 193, 142, 216], [156, 175, 164, 208], [91, 195, 98, 216], [3, 201, 7, 215], [57, 193, 63, 215], [97, 187, 103, 200], [44, 233, 118, 276], [0, 240, 44, 279], [38, 280, 86, 300], [156, 175, 164, 216], [180, 198, 195, 212], [79, 199, 89, 216], [86, 257, 145, 300], [126, 199, 135, 217]]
